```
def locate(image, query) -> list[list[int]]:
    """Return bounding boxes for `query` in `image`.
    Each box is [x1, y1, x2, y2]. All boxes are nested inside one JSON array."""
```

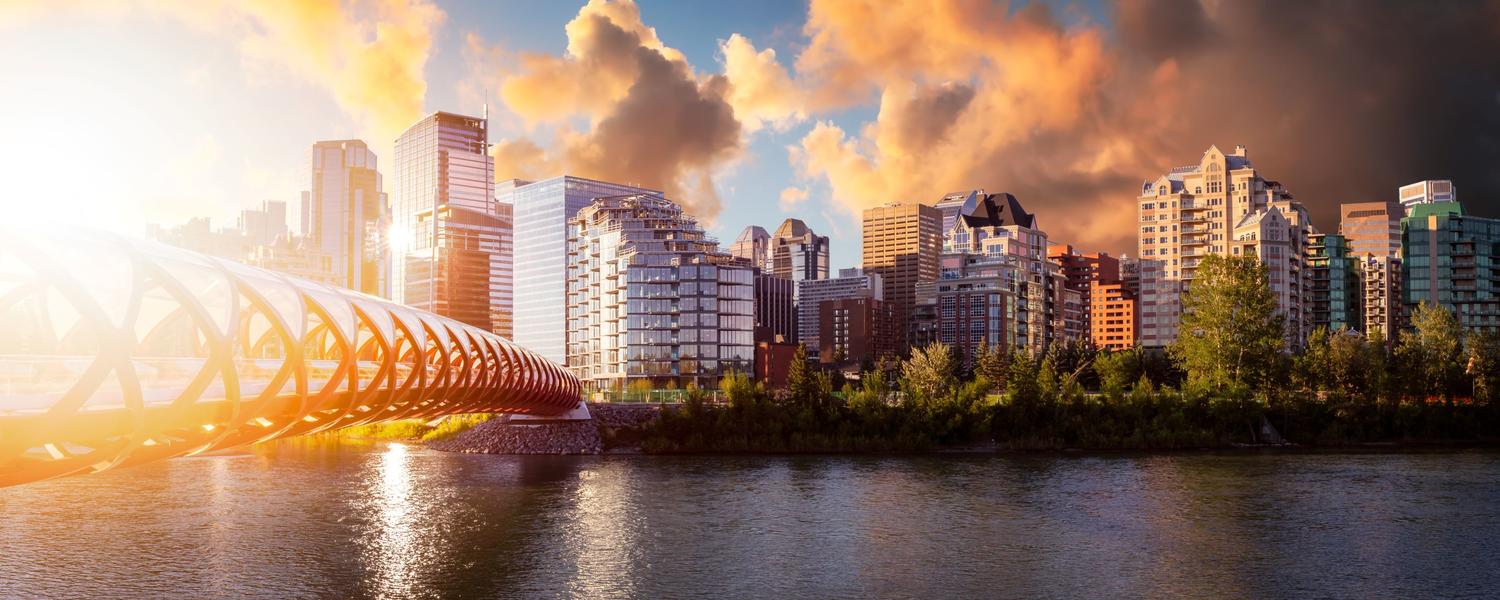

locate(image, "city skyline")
[[5, 0, 1499, 272]]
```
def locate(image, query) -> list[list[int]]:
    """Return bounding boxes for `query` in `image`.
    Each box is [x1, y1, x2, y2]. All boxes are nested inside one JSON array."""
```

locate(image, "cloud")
[[784, 0, 1500, 254], [720, 33, 805, 132], [2, 0, 444, 150], [779, 186, 808, 211], [483, 0, 742, 220]]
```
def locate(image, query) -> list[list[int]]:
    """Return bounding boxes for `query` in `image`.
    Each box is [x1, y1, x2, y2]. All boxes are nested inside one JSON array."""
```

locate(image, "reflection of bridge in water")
[[0, 227, 581, 487]]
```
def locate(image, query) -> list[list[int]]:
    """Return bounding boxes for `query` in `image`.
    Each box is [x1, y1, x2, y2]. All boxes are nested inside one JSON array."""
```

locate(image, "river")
[[1, 440, 1497, 599]]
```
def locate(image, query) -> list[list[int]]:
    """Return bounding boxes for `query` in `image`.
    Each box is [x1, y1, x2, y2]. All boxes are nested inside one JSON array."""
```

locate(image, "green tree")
[[974, 340, 1011, 391], [1398, 302, 1466, 400], [902, 342, 958, 402], [1169, 254, 1285, 393], [1466, 330, 1500, 404], [1326, 330, 1372, 398], [1295, 326, 1333, 392], [1094, 349, 1140, 402], [786, 344, 820, 406]]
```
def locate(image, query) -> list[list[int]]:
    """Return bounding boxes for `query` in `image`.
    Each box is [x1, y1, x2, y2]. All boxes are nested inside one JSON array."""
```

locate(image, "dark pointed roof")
[[959, 192, 1036, 230]]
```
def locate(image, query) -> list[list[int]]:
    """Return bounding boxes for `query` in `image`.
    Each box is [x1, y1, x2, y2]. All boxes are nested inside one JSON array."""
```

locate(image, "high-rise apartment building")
[[391, 112, 508, 334], [1090, 280, 1137, 350], [303, 140, 388, 297], [1363, 254, 1403, 340], [1229, 204, 1315, 348], [1402, 202, 1500, 333], [1398, 179, 1456, 216], [770, 218, 829, 283], [797, 268, 883, 357], [730, 226, 771, 272], [1048, 244, 1120, 343], [819, 297, 900, 367], [566, 194, 754, 389], [862, 202, 942, 347], [1307, 233, 1362, 332], [754, 273, 796, 344], [1137, 145, 1315, 348], [940, 191, 1069, 353], [1340, 201, 1403, 260], [498, 175, 660, 363]]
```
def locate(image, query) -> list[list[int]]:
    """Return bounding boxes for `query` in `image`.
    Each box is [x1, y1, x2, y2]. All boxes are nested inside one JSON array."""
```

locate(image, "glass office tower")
[[498, 176, 659, 363], [392, 112, 510, 336], [1402, 201, 1500, 333]]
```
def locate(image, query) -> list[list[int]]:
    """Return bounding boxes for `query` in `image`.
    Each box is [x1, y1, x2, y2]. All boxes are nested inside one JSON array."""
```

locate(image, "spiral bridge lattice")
[[0, 226, 581, 487]]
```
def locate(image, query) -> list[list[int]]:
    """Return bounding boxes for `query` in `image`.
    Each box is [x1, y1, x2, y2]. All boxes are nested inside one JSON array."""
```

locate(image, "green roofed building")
[[1402, 202, 1500, 333]]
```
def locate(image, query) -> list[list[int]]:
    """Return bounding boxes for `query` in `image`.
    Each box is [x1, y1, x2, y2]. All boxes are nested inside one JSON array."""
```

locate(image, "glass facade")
[[1307, 233, 1361, 331], [391, 112, 509, 336], [304, 140, 387, 297], [499, 176, 660, 363], [1402, 202, 1500, 333]]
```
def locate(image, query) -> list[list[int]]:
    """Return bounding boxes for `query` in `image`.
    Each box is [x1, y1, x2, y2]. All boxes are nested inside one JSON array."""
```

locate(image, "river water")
[[1, 440, 1497, 599]]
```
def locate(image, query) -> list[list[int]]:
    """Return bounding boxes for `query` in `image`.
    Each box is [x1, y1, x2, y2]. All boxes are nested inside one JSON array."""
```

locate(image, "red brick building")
[[818, 297, 900, 366]]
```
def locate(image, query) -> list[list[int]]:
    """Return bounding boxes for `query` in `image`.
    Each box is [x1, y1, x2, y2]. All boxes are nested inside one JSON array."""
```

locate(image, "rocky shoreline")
[[425, 403, 666, 455]]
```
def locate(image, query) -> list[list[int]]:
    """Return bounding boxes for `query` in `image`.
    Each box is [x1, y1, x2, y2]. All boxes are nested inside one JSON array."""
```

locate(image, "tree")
[[974, 340, 1011, 391], [1326, 330, 1372, 398], [1398, 302, 1466, 400], [902, 342, 958, 402], [786, 344, 819, 405], [1169, 254, 1285, 394], [1094, 349, 1140, 402], [1295, 326, 1333, 392], [1466, 330, 1500, 404]]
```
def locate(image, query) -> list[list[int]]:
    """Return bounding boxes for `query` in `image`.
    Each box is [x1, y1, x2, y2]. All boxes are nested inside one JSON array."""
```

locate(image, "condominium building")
[[754, 273, 796, 344], [391, 112, 510, 334], [1229, 204, 1315, 348], [303, 139, 388, 297], [566, 193, 754, 389], [498, 175, 660, 362], [1340, 201, 1403, 259], [819, 297, 900, 367], [911, 253, 1020, 357], [1048, 244, 1120, 342], [1137, 145, 1313, 348], [1398, 179, 1456, 216], [1363, 254, 1403, 340], [797, 268, 883, 357], [1090, 280, 1137, 350], [862, 202, 942, 344], [1402, 202, 1500, 333], [729, 225, 771, 271], [941, 191, 1069, 353], [1307, 233, 1362, 332]]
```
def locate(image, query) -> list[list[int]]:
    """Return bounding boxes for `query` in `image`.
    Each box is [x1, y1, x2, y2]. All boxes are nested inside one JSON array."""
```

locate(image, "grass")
[[323, 413, 499, 442]]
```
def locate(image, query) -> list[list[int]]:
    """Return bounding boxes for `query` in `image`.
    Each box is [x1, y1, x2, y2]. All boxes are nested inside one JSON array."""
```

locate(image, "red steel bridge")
[[0, 227, 581, 487]]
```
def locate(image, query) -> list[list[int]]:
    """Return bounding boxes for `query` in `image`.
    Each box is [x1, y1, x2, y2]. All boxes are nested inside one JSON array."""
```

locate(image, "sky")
[[3, 0, 1498, 271]]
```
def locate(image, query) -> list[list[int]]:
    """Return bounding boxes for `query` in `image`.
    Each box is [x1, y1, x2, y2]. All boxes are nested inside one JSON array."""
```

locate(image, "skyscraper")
[[1136, 145, 1315, 348], [566, 193, 754, 390], [770, 218, 829, 283], [730, 226, 771, 272], [303, 140, 388, 297], [861, 202, 941, 347], [1340, 201, 1403, 259], [239, 200, 287, 247], [391, 111, 509, 335], [1398, 179, 1456, 215], [498, 176, 660, 363]]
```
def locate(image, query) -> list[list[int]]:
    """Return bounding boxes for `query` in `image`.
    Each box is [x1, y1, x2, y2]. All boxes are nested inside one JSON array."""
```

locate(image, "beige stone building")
[[1136, 145, 1315, 348], [1340, 201, 1403, 259]]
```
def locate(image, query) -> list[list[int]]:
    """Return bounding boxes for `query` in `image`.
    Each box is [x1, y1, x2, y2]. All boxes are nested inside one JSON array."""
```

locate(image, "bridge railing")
[[0, 226, 580, 487]]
